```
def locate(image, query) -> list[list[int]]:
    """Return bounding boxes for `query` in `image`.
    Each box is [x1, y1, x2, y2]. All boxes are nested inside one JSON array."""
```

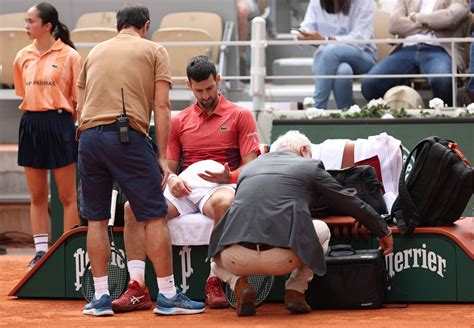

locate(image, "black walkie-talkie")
[[116, 88, 130, 143]]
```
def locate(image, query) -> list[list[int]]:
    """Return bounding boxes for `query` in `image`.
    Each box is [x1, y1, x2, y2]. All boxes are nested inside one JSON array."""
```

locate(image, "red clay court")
[[2, 249, 473, 327]]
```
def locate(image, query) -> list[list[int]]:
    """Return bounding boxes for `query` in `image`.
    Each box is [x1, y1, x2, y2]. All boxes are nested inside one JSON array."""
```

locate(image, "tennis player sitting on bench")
[[208, 130, 394, 316], [114, 56, 260, 311]]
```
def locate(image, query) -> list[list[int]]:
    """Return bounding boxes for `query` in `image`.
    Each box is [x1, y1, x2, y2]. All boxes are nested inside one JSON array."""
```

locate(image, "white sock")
[[157, 275, 176, 299], [127, 260, 146, 286], [33, 234, 48, 253], [208, 265, 217, 278], [93, 276, 109, 300]]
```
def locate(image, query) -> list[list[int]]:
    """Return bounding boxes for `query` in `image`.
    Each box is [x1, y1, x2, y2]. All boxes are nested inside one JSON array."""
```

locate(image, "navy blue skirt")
[[18, 110, 78, 169]]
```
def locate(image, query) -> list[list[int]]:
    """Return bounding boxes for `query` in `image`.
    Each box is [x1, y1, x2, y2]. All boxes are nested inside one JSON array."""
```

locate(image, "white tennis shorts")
[[164, 160, 236, 216]]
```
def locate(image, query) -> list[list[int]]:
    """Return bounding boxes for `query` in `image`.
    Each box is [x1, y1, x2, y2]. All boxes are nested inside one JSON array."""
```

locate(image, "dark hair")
[[34, 2, 75, 49], [186, 56, 217, 82], [320, 0, 350, 15], [116, 4, 150, 31]]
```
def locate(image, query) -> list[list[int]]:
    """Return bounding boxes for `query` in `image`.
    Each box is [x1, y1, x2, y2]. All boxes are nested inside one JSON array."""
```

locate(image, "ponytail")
[[54, 21, 75, 49]]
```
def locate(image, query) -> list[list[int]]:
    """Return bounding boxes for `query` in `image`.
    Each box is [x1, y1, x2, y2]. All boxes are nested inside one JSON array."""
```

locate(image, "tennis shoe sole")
[[83, 308, 114, 316], [153, 307, 205, 315]]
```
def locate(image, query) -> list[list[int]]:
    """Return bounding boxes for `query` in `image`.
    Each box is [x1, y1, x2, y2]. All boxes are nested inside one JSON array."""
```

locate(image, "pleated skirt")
[[18, 110, 78, 169]]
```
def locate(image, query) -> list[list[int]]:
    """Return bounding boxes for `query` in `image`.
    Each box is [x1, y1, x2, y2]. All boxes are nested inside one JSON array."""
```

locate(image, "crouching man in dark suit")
[[207, 130, 394, 316]]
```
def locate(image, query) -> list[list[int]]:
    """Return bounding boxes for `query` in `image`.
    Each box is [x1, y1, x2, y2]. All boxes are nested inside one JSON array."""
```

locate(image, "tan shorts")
[[216, 244, 302, 276], [216, 219, 331, 276]]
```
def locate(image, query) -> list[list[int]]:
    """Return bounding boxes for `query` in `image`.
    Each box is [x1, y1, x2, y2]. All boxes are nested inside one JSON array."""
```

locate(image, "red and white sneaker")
[[112, 280, 151, 312], [205, 277, 229, 309]]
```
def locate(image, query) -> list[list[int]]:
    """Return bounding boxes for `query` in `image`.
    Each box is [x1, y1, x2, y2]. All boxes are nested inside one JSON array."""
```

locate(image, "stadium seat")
[[0, 28, 30, 86], [0, 12, 26, 28], [159, 12, 222, 62], [156, 11, 234, 89], [74, 11, 116, 29], [70, 27, 117, 60], [151, 27, 213, 84]]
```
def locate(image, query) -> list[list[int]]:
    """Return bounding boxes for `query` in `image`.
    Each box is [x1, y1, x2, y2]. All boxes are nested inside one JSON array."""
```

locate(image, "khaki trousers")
[[212, 219, 330, 293]]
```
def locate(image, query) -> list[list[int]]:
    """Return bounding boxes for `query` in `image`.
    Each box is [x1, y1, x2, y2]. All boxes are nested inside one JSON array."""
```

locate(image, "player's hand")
[[198, 162, 231, 184], [378, 230, 394, 255], [158, 158, 170, 191], [168, 175, 192, 198]]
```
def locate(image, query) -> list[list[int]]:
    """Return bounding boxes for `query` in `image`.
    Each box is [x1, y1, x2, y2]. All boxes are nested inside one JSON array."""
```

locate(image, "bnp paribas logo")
[[385, 244, 447, 278]]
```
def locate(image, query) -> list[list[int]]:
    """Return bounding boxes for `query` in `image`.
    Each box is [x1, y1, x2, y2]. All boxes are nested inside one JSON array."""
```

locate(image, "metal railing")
[[73, 18, 474, 110]]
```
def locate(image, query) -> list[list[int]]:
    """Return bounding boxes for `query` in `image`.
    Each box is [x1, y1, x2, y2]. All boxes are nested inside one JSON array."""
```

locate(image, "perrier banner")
[[10, 221, 474, 303]]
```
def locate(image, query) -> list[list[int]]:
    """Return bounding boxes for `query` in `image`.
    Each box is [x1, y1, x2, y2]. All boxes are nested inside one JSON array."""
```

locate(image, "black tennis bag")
[[311, 165, 387, 217], [305, 245, 388, 309], [391, 136, 473, 235]]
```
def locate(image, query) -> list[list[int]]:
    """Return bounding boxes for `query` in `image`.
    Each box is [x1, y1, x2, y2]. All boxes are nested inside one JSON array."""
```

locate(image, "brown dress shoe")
[[234, 277, 256, 316], [284, 289, 311, 314]]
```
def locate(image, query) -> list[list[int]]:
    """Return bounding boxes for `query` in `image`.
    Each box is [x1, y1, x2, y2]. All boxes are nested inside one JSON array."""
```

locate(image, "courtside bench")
[[9, 215, 474, 303]]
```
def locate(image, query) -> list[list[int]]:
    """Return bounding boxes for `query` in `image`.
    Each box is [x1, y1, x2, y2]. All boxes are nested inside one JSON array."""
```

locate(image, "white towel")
[[312, 139, 349, 169], [167, 213, 214, 246], [354, 132, 402, 195]]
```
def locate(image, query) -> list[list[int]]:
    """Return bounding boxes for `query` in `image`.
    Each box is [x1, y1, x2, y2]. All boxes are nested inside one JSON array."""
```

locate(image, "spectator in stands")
[[297, 0, 377, 109], [361, 0, 470, 107], [13, 2, 80, 270], [116, 56, 260, 311], [208, 130, 394, 316], [237, 0, 260, 54], [76, 4, 204, 316]]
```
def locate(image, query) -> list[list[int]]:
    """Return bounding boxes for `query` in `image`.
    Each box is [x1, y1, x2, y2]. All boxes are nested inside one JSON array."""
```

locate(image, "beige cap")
[[383, 86, 424, 109]]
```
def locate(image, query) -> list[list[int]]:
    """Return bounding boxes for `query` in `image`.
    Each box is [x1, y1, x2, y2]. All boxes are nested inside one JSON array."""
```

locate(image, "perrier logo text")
[[385, 244, 447, 278]]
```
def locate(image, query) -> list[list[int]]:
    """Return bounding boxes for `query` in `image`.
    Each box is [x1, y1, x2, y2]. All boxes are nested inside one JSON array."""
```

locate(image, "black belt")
[[239, 242, 275, 251], [92, 123, 138, 133]]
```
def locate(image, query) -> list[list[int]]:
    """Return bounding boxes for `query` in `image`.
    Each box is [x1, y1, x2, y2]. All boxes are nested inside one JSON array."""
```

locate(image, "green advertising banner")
[[12, 228, 473, 303]]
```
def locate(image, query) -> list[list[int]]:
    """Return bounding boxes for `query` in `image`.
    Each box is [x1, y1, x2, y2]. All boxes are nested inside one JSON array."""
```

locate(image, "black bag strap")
[[394, 137, 437, 234]]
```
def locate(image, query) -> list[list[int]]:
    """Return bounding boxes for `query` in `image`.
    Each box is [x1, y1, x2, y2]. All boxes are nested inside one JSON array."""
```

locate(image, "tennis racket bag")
[[391, 137, 473, 235], [305, 245, 388, 309]]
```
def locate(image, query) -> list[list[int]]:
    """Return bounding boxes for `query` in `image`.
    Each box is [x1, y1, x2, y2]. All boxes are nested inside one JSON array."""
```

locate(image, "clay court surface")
[[1, 251, 473, 327]]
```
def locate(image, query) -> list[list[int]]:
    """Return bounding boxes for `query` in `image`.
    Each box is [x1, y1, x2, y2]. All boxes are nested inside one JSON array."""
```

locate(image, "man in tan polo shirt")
[[76, 4, 204, 317]]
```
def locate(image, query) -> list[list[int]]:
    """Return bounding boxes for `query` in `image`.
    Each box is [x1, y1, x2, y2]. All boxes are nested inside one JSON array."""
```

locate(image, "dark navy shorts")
[[78, 124, 168, 222], [18, 110, 78, 169]]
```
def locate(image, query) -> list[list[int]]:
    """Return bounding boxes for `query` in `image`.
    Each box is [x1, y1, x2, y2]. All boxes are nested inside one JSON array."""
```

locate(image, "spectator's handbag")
[[305, 245, 389, 309], [311, 165, 388, 217]]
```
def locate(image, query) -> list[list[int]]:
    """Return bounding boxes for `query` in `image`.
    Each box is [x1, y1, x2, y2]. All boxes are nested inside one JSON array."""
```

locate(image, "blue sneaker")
[[153, 288, 205, 315], [83, 294, 114, 316], [27, 251, 46, 271]]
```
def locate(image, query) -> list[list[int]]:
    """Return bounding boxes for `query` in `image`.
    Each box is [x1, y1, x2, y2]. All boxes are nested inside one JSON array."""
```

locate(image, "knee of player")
[[215, 192, 235, 210]]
